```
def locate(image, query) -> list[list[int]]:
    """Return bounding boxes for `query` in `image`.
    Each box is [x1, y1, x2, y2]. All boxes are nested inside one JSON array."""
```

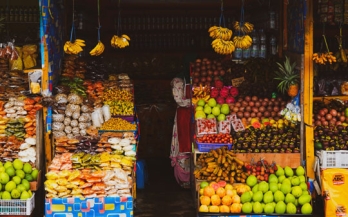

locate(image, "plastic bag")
[[102, 105, 111, 121], [317, 79, 328, 96]]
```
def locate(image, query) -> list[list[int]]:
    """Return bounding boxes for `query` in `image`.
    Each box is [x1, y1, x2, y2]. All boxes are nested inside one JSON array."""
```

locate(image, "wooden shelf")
[[194, 148, 301, 168], [313, 95, 348, 101]]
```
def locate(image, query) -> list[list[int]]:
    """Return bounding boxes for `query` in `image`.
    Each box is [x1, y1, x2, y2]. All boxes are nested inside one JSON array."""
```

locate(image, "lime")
[[3, 162, 12, 169], [5, 166, 15, 177], [5, 181, 16, 192], [17, 184, 26, 193], [31, 169, 39, 181], [13, 159, 23, 170], [23, 163, 32, 174], [25, 174, 33, 182], [0, 172, 9, 184], [21, 179, 30, 191], [28, 190, 33, 197], [12, 176, 21, 185], [20, 191, 30, 200], [2, 191, 11, 200], [314, 142, 322, 150], [16, 170, 25, 179], [0, 161, 3, 167], [11, 189, 20, 199]]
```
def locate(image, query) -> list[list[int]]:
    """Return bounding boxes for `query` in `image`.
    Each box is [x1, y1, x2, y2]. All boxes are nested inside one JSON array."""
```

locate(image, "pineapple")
[[274, 56, 300, 97]]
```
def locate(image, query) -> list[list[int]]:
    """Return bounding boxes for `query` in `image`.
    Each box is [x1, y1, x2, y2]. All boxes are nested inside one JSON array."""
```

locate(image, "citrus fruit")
[[200, 181, 209, 189], [25, 174, 33, 182], [20, 191, 30, 200], [21, 179, 30, 191], [3, 162, 12, 169], [31, 169, 39, 180], [23, 163, 32, 174], [12, 176, 21, 185], [5, 181, 16, 192], [11, 189, 20, 199], [0, 172, 9, 184], [16, 170, 25, 179], [13, 159, 24, 170], [2, 191, 11, 200], [5, 166, 15, 177], [16, 184, 26, 193]]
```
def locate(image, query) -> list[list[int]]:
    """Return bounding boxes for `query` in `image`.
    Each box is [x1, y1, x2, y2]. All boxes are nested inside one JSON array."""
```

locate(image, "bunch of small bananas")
[[89, 41, 105, 56], [208, 26, 233, 41], [233, 21, 254, 34], [192, 84, 210, 104], [63, 39, 86, 55], [233, 35, 253, 49], [313, 52, 337, 65], [212, 38, 235, 55], [111, 34, 131, 49]]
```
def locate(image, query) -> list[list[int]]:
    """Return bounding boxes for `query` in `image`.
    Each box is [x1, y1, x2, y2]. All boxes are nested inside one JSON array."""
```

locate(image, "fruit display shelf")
[[193, 147, 301, 168]]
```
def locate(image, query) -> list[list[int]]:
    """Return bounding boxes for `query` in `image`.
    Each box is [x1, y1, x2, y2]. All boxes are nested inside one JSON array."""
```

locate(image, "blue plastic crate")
[[196, 141, 232, 152], [45, 196, 133, 217]]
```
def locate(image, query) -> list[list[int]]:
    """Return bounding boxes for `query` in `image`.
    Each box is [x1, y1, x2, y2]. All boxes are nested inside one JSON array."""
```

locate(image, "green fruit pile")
[[0, 159, 38, 200], [195, 98, 230, 121], [242, 165, 312, 215]]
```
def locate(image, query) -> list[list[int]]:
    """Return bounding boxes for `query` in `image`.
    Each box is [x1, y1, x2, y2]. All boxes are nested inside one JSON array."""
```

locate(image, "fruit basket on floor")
[[0, 193, 35, 216]]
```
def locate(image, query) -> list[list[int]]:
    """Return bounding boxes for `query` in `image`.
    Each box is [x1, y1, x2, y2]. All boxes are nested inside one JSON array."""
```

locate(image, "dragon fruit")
[[214, 80, 224, 89], [210, 88, 220, 98], [216, 97, 225, 104], [225, 96, 235, 104], [219, 87, 230, 98], [229, 87, 239, 97]]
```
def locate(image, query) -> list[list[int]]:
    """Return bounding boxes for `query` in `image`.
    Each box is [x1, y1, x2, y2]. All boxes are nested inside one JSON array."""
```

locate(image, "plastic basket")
[[0, 193, 35, 215], [196, 141, 232, 152], [318, 150, 348, 168]]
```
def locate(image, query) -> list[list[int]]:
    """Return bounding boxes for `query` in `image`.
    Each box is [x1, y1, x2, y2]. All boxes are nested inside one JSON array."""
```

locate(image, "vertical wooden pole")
[[304, 0, 315, 179]]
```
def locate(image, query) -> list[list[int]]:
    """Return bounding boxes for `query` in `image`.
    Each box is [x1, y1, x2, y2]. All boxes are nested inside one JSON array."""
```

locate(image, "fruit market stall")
[[189, 50, 312, 215], [43, 54, 138, 217]]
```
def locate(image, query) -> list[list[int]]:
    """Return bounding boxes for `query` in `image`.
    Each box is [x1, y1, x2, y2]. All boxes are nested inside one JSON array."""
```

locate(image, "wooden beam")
[[303, 0, 314, 179]]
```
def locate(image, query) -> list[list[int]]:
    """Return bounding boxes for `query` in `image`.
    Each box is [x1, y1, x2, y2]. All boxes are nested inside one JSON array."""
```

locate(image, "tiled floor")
[[134, 157, 326, 217]]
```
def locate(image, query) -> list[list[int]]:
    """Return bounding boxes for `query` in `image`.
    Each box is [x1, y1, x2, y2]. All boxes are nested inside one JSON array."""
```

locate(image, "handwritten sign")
[[231, 77, 245, 87]]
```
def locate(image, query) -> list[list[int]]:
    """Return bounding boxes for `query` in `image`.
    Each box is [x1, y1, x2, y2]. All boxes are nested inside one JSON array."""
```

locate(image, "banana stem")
[[322, 35, 330, 53]]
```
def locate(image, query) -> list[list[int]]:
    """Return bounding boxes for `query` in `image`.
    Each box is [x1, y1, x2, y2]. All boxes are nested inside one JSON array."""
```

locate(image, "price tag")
[[231, 77, 245, 87]]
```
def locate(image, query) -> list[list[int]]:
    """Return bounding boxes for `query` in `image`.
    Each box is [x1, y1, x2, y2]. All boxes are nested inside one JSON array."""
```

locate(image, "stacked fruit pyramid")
[[0, 159, 38, 200], [197, 160, 313, 215]]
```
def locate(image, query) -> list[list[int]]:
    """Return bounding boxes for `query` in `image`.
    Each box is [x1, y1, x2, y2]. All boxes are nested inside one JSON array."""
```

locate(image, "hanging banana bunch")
[[233, 21, 254, 34], [64, 39, 86, 55], [233, 35, 252, 49], [64, 0, 86, 55], [232, 1, 253, 50], [312, 35, 337, 65], [111, 35, 130, 49], [208, 26, 233, 41], [90, 0, 105, 56], [209, 0, 235, 55], [111, 0, 131, 49], [211, 38, 235, 55]]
